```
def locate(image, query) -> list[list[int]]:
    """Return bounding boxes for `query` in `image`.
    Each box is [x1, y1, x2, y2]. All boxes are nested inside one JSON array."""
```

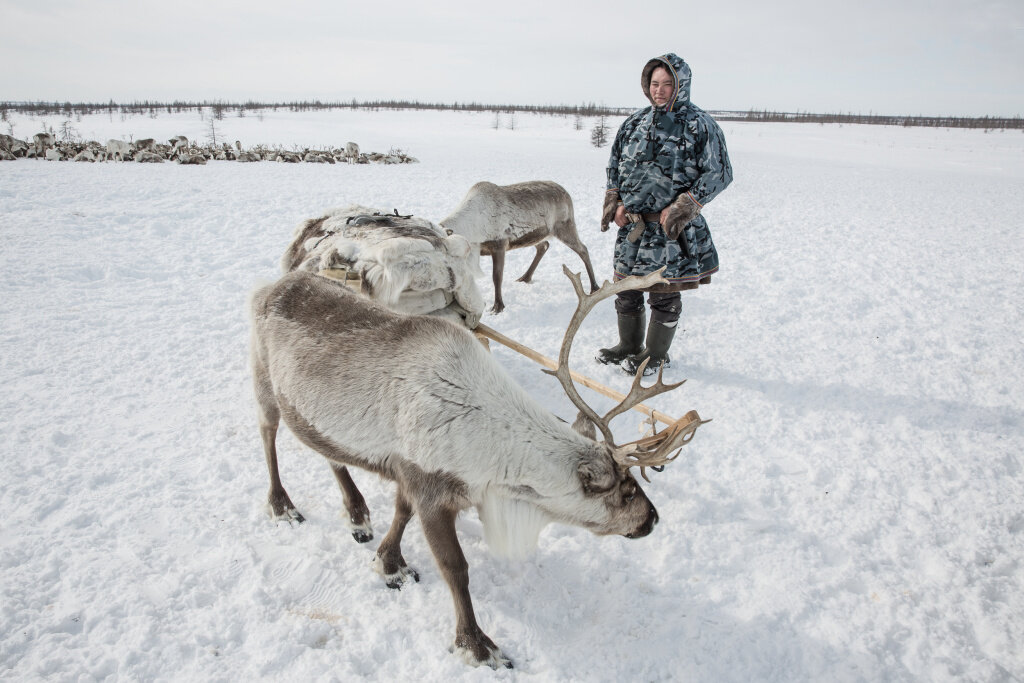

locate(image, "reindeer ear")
[[578, 452, 617, 495], [570, 411, 597, 440]]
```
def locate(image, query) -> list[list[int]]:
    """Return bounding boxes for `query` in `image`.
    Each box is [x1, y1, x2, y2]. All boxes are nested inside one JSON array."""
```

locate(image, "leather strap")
[[626, 211, 661, 224]]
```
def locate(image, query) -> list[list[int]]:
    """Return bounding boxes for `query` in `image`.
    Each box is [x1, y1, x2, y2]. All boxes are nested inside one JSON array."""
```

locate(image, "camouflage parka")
[[607, 53, 733, 292]]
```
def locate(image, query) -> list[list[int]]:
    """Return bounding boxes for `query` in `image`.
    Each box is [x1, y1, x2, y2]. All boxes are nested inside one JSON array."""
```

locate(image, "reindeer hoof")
[[267, 500, 305, 524], [385, 567, 419, 590], [373, 555, 419, 589], [342, 514, 373, 543], [279, 510, 305, 524], [451, 634, 512, 669]]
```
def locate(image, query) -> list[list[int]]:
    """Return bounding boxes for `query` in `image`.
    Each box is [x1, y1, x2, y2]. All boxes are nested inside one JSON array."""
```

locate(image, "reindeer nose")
[[626, 503, 659, 539]]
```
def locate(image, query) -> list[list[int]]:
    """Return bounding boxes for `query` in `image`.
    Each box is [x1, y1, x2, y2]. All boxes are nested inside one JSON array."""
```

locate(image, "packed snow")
[[1, 108, 1022, 681]]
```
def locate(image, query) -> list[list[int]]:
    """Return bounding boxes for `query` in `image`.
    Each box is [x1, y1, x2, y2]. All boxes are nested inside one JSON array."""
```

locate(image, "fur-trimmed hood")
[[641, 53, 692, 112]]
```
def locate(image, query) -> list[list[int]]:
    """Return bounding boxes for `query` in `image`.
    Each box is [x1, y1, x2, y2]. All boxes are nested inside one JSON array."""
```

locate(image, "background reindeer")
[[248, 265, 703, 667], [441, 180, 599, 313]]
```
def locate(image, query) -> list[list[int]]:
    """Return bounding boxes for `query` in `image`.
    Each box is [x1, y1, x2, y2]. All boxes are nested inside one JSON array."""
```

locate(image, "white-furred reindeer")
[[441, 180, 599, 313], [281, 204, 484, 327], [169, 135, 189, 155], [248, 263, 704, 667], [32, 133, 54, 157], [106, 139, 130, 161]]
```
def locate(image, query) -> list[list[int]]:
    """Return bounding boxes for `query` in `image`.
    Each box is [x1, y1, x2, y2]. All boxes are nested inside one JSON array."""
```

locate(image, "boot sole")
[[621, 358, 671, 376], [595, 350, 644, 365]]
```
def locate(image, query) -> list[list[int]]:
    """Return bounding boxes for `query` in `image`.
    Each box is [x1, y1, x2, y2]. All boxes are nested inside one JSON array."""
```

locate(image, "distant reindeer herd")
[[0, 132, 416, 165]]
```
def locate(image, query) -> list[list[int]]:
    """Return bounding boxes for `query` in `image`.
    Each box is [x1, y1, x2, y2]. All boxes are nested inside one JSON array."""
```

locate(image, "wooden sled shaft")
[[474, 323, 677, 428]]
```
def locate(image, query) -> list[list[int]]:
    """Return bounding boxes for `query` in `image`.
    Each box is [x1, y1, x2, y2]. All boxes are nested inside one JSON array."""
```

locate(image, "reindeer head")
[[571, 437, 661, 539], [549, 266, 708, 537]]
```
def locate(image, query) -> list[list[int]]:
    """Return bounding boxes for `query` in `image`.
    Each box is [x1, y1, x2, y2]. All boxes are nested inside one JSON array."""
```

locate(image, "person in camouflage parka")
[[597, 53, 733, 376]]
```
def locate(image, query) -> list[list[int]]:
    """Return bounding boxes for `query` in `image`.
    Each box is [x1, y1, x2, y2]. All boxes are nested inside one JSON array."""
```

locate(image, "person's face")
[[649, 67, 674, 107]]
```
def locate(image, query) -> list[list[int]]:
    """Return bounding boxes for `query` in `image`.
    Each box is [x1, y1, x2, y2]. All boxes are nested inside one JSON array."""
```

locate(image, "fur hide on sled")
[[281, 204, 486, 328]]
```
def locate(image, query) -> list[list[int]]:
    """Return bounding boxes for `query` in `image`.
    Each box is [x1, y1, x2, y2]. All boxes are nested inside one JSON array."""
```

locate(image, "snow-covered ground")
[[1, 108, 1022, 682]]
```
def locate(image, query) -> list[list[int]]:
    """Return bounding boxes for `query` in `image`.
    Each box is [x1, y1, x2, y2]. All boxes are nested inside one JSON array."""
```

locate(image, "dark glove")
[[600, 190, 619, 232], [662, 193, 701, 240]]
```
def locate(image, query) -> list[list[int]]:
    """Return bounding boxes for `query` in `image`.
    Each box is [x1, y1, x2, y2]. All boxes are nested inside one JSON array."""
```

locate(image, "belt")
[[625, 211, 662, 242], [625, 211, 661, 224]]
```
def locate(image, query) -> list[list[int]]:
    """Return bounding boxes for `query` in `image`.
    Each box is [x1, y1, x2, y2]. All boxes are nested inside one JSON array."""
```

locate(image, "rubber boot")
[[596, 311, 646, 365], [623, 320, 677, 376]]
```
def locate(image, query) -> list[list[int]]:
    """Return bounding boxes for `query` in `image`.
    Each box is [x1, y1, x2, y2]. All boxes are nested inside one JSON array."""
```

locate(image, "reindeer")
[[441, 180, 599, 313], [280, 205, 484, 328], [169, 135, 189, 155], [32, 132, 54, 157], [248, 264, 705, 667], [1, 134, 28, 157], [176, 152, 206, 165], [106, 139, 130, 161]]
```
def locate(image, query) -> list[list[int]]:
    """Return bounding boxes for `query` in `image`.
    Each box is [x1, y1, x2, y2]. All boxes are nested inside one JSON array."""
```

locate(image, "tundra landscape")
[[1, 107, 1022, 681]]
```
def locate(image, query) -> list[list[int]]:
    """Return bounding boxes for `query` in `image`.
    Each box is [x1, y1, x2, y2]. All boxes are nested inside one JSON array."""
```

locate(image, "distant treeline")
[[717, 109, 1023, 130], [0, 99, 632, 119], [2, 100, 1020, 130]]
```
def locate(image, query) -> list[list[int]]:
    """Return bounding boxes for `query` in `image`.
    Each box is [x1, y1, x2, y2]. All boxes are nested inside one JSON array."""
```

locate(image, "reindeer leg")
[[557, 224, 599, 293], [581, 251, 599, 294], [254, 359, 303, 523], [259, 423, 304, 523], [373, 485, 419, 589], [419, 505, 511, 669], [490, 244, 507, 314], [330, 464, 373, 543], [516, 240, 550, 284]]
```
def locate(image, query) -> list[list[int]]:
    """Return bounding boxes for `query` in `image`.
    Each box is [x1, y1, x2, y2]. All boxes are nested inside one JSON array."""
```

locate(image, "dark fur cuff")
[[662, 194, 700, 239], [600, 191, 619, 231]]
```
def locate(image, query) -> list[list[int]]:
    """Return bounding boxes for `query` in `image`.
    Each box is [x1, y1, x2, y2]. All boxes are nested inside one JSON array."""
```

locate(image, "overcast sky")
[[2, 0, 1022, 116]]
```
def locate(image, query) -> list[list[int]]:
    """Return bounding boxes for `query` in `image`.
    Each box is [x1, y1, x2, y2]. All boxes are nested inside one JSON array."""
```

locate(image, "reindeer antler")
[[544, 266, 668, 445], [602, 356, 686, 425], [545, 265, 707, 478], [612, 409, 708, 481]]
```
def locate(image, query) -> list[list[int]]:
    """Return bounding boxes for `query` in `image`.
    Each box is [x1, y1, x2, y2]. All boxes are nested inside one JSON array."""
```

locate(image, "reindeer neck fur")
[[471, 405, 597, 560], [459, 369, 609, 560], [439, 184, 499, 244]]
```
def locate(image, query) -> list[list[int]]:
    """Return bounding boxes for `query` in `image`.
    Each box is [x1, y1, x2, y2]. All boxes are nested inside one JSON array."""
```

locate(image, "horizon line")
[[2, 99, 1021, 124]]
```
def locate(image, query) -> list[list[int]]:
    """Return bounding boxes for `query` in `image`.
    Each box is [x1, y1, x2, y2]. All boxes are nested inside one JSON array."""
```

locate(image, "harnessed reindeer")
[[248, 264, 705, 667]]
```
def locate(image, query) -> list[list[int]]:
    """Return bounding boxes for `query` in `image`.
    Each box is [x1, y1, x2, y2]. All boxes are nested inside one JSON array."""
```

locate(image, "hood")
[[641, 53, 692, 112]]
